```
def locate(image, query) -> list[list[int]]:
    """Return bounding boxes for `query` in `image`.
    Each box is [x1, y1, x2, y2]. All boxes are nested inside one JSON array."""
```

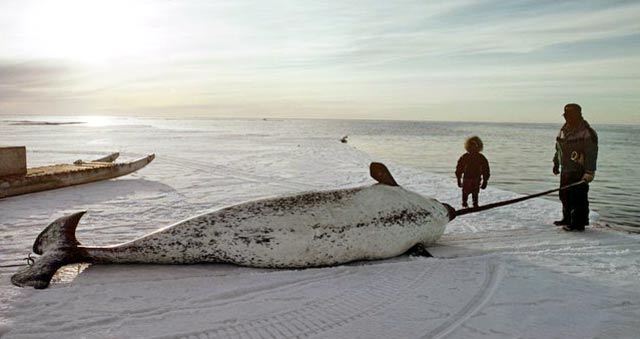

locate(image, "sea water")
[[3, 116, 638, 229], [144, 117, 639, 229], [342, 120, 640, 230]]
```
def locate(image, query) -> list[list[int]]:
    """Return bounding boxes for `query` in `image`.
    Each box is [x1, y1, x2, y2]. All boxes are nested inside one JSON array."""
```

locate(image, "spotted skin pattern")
[[85, 184, 449, 268], [12, 182, 450, 289]]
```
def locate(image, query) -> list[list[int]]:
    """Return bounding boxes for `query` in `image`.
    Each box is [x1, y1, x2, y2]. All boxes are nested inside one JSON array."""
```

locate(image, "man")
[[552, 103, 598, 232]]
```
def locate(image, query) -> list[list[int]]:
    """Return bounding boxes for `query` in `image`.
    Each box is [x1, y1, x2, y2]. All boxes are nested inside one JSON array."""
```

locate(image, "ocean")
[[187, 117, 637, 230], [341, 120, 640, 230], [142, 117, 640, 230], [2, 116, 638, 230]]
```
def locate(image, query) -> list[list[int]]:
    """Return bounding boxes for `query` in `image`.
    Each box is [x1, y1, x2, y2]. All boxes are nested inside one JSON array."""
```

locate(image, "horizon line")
[[1, 113, 638, 127]]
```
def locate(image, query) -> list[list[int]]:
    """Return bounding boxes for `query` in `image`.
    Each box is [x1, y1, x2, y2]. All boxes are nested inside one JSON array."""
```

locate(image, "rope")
[[0, 253, 36, 268]]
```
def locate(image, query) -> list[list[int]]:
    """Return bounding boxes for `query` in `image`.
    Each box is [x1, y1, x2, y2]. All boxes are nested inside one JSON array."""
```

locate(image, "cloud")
[[1, 0, 638, 122], [0, 61, 72, 102], [312, 1, 640, 68]]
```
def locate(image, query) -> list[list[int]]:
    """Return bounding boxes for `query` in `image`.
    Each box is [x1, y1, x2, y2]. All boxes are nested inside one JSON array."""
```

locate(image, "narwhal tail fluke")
[[11, 211, 90, 289], [451, 181, 586, 220]]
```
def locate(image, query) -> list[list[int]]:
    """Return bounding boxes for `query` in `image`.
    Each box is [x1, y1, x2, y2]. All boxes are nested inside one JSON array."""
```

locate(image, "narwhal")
[[11, 163, 582, 289]]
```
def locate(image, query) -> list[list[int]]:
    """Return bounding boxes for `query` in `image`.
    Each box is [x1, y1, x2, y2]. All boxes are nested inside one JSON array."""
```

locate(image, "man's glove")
[[553, 165, 560, 175], [457, 178, 462, 188], [582, 171, 595, 183], [481, 181, 487, 190]]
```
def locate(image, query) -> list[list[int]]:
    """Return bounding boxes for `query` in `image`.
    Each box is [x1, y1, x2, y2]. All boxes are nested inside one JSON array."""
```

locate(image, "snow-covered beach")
[[1, 118, 639, 338]]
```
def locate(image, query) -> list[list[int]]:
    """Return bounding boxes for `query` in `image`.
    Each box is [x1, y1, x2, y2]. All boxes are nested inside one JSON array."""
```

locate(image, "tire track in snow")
[[156, 262, 442, 339], [434, 228, 640, 259], [115, 268, 367, 321], [421, 261, 503, 339]]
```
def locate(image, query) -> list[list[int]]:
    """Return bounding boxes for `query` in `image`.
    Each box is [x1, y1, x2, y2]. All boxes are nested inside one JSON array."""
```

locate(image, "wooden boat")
[[0, 151, 155, 199]]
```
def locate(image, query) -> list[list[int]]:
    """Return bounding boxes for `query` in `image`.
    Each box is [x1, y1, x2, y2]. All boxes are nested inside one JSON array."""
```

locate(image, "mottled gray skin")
[[12, 164, 451, 289], [86, 185, 449, 267]]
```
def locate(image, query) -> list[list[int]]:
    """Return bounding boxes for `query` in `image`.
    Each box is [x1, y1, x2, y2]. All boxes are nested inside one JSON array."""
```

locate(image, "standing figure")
[[456, 136, 490, 208], [553, 103, 598, 232]]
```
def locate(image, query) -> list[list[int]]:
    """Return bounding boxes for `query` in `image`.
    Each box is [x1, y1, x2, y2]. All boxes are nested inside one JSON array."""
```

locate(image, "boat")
[[0, 148, 155, 199]]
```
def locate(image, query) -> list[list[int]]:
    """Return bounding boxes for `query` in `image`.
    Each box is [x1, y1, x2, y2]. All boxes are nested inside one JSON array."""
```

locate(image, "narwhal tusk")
[[451, 180, 586, 220]]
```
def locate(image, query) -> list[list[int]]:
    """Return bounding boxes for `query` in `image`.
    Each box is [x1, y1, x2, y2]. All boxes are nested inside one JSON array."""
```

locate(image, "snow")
[[1, 117, 639, 338]]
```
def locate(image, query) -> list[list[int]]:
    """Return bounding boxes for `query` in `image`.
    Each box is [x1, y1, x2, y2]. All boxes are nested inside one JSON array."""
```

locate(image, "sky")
[[1, 0, 639, 124]]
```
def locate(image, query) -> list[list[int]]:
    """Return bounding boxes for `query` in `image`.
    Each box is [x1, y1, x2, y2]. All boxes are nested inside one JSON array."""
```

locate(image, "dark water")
[[7, 116, 637, 229], [162, 118, 638, 229], [322, 120, 639, 229]]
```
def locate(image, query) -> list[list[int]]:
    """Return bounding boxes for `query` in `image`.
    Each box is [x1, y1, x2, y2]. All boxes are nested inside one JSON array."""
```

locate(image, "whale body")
[[12, 161, 574, 289], [11, 163, 454, 289], [91, 184, 448, 267]]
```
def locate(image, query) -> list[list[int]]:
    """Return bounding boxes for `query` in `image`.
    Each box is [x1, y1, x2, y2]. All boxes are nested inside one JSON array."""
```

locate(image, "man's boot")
[[553, 219, 569, 226]]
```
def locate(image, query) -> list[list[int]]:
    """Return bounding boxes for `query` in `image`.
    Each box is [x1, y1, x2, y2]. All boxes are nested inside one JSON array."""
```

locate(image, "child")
[[455, 136, 490, 208]]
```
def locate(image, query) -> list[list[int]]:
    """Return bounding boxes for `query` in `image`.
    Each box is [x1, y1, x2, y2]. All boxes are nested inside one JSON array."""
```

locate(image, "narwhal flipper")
[[11, 211, 90, 289], [407, 243, 433, 258]]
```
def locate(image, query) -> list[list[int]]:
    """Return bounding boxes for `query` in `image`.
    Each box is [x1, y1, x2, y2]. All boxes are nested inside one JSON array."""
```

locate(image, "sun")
[[19, 0, 157, 63]]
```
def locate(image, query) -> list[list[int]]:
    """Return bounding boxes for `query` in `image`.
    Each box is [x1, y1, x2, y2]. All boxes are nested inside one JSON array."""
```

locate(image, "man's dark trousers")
[[560, 171, 589, 229]]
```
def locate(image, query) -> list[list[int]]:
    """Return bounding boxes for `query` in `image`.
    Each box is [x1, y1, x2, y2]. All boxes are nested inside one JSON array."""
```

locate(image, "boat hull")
[[0, 154, 154, 199]]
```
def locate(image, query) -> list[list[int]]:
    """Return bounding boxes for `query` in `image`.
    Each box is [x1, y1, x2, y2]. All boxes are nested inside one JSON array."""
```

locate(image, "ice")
[[1, 117, 638, 338]]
